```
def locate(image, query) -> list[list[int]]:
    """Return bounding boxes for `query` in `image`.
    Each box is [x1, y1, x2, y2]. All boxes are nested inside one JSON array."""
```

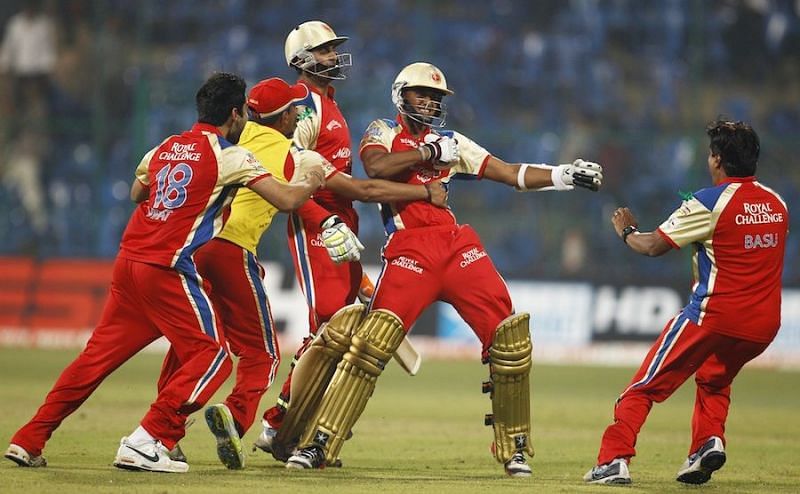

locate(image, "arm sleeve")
[[219, 145, 271, 186], [296, 200, 334, 228], [291, 148, 337, 180], [656, 196, 714, 248], [293, 103, 318, 150], [446, 131, 491, 180], [134, 146, 159, 186], [358, 119, 394, 157]]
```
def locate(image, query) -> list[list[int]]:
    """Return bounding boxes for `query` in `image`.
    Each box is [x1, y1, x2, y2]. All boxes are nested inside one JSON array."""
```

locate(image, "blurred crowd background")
[[0, 0, 798, 287]]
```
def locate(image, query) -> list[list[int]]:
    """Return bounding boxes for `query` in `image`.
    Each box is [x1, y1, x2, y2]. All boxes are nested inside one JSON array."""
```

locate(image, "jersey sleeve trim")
[[359, 142, 390, 158], [656, 227, 680, 249], [246, 173, 272, 187]]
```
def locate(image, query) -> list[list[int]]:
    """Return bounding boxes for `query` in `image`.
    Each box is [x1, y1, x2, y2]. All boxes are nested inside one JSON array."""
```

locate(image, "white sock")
[[127, 425, 155, 445]]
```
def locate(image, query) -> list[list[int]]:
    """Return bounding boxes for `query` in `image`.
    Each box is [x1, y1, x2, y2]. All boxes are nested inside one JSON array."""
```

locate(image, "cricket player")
[[285, 62, 603, 477], [158, 77, 447, 469], [257, 20, 366, 447], [3, 72, 325, 473], [584, 119, 788, 485]]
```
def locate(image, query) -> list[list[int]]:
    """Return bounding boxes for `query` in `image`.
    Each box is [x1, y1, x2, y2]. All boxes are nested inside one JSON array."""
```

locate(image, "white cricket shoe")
[[504, 452, 532, 477], [584, 458, 632, 484], [205, 403, 245, 470], [5, 443, 47, 467], [676, 436, 726, 484], [113, 436, 189, 473], [252, 421, 278, 455]]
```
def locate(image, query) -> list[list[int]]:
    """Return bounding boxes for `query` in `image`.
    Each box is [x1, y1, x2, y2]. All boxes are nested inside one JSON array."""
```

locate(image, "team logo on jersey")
[[297, 106, 314, 121], [391, 256, 423, 274], [736, 202, 784, 225], [400, 138, 419, 148], [326, 119, 343, 131], [459, 247, 487, 268]]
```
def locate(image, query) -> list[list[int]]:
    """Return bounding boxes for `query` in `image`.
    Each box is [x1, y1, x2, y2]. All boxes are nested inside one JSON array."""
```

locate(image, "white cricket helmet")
[[391, 62, 453, 128], [284, 21, 352, 80]]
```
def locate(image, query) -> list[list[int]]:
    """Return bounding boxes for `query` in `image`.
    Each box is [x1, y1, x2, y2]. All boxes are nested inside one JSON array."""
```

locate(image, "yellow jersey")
[[217, 121, 292, 254]]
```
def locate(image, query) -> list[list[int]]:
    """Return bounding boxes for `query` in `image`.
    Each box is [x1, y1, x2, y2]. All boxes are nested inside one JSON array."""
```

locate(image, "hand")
[[320, 216, 364, 263], [554, 159, 603, 191], [424, 180, 448, 208], [611, 207, 638, 236], [420, 135, 459, 169], [303, 163, 326, 189]]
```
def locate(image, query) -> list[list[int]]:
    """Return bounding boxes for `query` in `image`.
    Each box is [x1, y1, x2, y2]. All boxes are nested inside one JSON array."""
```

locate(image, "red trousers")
[[372, 224, 513, 351], [160, 238, 280, 435], [12, 257, 231, 454], [597, 313, 770, 465]]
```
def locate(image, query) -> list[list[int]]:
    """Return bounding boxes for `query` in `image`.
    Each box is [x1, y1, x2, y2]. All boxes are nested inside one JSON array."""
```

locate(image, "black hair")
[[195, 72, 246, 126], [705, 118, 760, 177], [247, 106, 283, 127]]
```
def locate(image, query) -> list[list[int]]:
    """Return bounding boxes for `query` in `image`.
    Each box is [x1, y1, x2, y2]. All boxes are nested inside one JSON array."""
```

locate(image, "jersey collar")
[[299, 79, 336, 99], [720, 176, 756, 184], [396, 114, 434, 140], [192, 122, 224, 136]]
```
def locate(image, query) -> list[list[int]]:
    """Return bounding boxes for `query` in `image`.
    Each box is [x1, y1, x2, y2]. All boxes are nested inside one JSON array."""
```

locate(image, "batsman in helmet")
[[285, 62, 603, 477]]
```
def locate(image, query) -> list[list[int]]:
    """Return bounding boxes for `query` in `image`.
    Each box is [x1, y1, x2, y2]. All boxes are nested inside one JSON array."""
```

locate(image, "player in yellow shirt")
[[158, 77, 447, 470]]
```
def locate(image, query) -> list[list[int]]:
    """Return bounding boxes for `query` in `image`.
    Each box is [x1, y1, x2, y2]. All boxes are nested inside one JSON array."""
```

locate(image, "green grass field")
[[1, 347, 798, 493]]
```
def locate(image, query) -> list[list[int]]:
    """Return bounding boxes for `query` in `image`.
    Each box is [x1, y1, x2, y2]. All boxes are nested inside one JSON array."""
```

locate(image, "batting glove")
[[420, 135, 459, 169], [320, 215, 364, 264], [553, 159, 603, 191]]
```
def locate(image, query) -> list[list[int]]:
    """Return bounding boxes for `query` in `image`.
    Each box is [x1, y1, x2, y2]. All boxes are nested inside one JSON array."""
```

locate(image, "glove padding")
[[554, 159, 603, 191], [421, 134, 459, 170], [321, 216, 364, 264]]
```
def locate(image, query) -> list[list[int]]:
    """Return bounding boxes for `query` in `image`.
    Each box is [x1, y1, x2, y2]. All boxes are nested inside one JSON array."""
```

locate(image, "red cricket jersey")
[[359, 115, 491, 233], [119, 123, 270, 273], [657, 177, 789, 343], [293, 81, 356, 227]]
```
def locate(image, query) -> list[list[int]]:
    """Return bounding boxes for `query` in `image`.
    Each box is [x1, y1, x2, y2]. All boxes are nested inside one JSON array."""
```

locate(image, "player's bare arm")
[[249, 166, 325, 212], [483, 156, 604, 192], [361, 146, 429, 178], [327, 173, 448, 208], [611, 207, 671, 257], [130, 180, 149, 203]]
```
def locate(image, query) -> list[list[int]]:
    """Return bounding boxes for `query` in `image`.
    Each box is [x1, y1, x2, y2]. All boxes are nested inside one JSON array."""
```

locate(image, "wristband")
[[621, 225, 638, 244], [516, 164, 530, 191]]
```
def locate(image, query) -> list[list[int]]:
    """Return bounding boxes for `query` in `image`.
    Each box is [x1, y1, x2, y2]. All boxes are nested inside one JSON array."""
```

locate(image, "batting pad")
[[488, 312, 534, 463], [298, 309, 406, 461], [272, 303, 365, 461]]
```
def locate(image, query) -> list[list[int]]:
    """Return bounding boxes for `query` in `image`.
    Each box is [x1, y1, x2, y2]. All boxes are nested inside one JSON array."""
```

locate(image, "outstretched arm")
[[248, 167, 325, 212], [482, 156, 603, 191], [611, 207, 672, 257], [327, 173, 447, 208]]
